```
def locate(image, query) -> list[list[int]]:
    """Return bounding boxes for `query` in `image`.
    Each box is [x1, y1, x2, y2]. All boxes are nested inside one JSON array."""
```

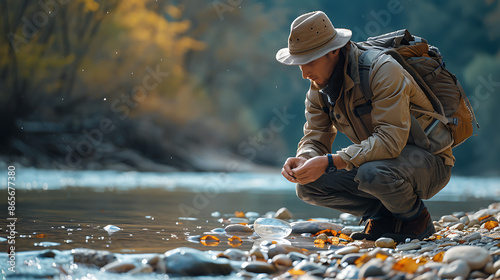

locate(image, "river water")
[[1, 168, 499, 255]]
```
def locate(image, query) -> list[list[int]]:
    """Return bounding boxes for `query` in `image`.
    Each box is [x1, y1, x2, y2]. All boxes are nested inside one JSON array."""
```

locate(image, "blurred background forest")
[[1, 0, 499, 176]]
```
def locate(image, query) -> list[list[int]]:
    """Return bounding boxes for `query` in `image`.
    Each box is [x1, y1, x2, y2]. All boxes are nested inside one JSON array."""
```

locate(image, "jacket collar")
[[310, 42, 360, 94]]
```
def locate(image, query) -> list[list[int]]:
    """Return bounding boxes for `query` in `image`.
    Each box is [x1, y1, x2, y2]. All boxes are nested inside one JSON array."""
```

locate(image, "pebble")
[[224, 224, 253, 233], [418, 244, 438, 253], [358, 259, 385, 278], [450, 223, 465, 231], [335, 245, 359, 255], [438, 259, 470, 279], [222, 248, 247, 261], [229, 217, 249, 224], [241, 261, 277, 274], [375, 237, 395, 248], [460, 216, 469, 225], [340, 253, 364, 265], [441, 215, 459, 223], [274, 207, 293, 219], [395, 242, 421, 252], [101, 261, 137, 273], [464, 231, 482, 242], [272, 254, 293, 267], [164, 247, 232, 276], [340, 213, 359, 222], [290, 221, 342, 234], [443, 246, 490, 270]]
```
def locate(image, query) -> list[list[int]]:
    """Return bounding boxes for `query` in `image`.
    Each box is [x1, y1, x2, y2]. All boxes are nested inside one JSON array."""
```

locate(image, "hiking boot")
[[383, 208, 435, 243], [350, 216, 398, 241]]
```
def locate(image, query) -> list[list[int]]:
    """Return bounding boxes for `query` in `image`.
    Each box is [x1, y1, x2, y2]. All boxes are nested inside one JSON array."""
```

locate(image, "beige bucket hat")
[[276, 11, 352, 66]]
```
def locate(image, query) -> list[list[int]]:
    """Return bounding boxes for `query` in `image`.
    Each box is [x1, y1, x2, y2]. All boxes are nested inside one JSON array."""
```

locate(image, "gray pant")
[[295, 145, 452, 220]]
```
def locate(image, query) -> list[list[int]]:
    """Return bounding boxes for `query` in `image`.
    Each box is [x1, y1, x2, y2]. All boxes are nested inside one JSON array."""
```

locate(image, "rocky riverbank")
[[2, 203, 500, 279]]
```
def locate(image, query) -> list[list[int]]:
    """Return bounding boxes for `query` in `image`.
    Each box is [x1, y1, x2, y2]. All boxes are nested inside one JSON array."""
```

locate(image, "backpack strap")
[[357, 49, 382, 102], [357, 49, 437, 148]]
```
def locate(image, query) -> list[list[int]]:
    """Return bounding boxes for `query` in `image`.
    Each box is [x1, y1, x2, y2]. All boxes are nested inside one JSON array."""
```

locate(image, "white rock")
[[274, 207, 293, 220], [483, 261, 496, 274], [441, 215, 459, 223], [339, 213, 359, 222], [103, 225, 122, 233], [470, 209, 500, 221], [335, 246, 360, 255], [493, 259, 500, 272], [438, 259, 470, 279], [450, 223, 465, 231], [460, 216, 469, 225], [443, 246, 490, 270]]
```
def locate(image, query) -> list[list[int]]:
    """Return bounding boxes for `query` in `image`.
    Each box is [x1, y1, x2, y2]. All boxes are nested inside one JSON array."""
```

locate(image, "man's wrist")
[[325, 154, 337, 174]]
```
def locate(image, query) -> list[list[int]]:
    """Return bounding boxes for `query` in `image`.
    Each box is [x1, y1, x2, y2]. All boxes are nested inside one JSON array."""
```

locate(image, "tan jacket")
[[296, 42, 455, 169]]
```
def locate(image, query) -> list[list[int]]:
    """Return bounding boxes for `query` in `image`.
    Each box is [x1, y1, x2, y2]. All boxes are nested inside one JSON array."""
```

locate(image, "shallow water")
[[0, 186, 497, 256]]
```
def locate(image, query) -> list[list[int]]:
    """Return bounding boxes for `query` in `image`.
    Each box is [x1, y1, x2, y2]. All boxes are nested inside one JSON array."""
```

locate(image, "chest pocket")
[[332, 106, 350, 126]]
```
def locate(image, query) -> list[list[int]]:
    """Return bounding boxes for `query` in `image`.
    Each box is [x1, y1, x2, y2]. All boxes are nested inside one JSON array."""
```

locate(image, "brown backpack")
[[355, 29, 479, 154]]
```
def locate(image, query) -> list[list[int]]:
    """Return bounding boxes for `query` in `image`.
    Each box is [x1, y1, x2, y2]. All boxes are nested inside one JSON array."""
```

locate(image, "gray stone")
[[274, 207, 293, 219], [72, 248, 117, 267], [224, 224, 253, 233], [468, 218, 480, 227], [335, 246, 360, 255], [164, 247, 232, 276], [443, 245, 490, 270], [460, 216, 469, 225], [395, 242, 421, 252], [413, 271, 439, 280], [287, 251, 308, 262], [418, 244, 438, 253], [335, 264, 359, 280], [267, 244, 305, 259], [340, 253, 364, 265], [438, 259, 470, 279], [464, 232, 482, 242], [293, 259, 326, 273], [358, 259, 385, 278], [222, 248, 247, 261], [241, 261, 277, 274], [375, 237, 395, 248], [290, 221, 342, 234]]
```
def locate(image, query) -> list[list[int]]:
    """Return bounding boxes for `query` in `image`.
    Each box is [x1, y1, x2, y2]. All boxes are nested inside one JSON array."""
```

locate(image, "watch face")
[[327, 166, 337, 174]]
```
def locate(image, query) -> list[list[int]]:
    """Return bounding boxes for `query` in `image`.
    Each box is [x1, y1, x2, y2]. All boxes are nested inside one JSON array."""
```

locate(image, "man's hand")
[[281, 157, 307, 183], [291, 156, 328, 185], [291, 154, 347, 185]]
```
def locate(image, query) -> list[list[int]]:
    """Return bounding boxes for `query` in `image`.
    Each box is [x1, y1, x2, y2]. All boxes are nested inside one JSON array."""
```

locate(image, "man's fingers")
[[281, 168, 297, 183]]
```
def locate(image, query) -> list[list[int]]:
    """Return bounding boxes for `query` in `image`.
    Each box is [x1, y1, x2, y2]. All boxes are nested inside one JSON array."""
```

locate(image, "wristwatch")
[[325, 154, 337, 174]]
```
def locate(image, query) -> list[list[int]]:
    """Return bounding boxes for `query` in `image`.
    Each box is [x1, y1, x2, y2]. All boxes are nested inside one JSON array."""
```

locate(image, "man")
[[276, 11, 453, 241]]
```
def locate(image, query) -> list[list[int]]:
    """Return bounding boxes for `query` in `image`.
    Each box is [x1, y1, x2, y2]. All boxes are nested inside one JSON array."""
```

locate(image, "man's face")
[[299, 49, 340, 88]]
